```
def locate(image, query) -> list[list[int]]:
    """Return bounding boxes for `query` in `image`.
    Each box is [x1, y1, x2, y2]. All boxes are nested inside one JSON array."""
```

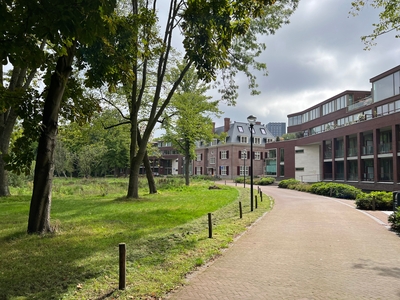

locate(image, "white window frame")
[[196, 167, 202, 175], [241, 151, 247, 159], [221, 150, 227, 159], [221, 166, 227, 176], [254, 137, 261, 144], [254, 152, 261, 160], [240, 136, 248, 143], [240, 166, 249, 176], [196, 154, 202, 161], [210, 157, 216, 164]]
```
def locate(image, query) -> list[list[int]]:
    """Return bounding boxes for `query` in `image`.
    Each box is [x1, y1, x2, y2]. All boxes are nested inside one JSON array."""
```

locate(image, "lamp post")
[[247, 115, 257, 212]]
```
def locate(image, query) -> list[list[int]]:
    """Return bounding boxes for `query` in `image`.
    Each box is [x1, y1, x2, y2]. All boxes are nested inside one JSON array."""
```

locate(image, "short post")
[[372, 196, 376, 211], [260, 192, 263, 202], [239, 201, 242, 219], [119, 243, 126, 290], [255, 195, 258, 209], [208, 213, 212, 238]]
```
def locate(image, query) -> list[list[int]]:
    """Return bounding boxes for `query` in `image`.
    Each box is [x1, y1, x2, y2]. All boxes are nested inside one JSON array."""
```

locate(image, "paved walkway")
[[167, 185, 400, 300]]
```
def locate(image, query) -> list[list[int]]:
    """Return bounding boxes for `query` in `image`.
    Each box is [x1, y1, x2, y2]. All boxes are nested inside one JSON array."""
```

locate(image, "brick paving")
[[167, 185, 400, 300]]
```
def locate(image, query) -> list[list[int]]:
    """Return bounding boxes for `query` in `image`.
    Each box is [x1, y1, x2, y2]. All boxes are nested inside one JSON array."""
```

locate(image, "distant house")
[[193, 118, 275, 179], [265, 65, 400, 192]]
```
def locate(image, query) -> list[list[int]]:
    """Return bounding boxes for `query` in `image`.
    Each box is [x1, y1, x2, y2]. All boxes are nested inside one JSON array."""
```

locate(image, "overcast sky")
[[212, 0, 400, 129]]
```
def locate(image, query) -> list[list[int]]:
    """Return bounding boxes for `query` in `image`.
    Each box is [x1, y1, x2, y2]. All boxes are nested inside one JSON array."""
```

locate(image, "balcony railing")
[[379, 173, 393, 182], [347, 96, 373, 112], [362, 173, 374, 181], [335, 173, 344, 180], [347, 173, 358, 181], [362, 146, 374, 155], [335, 149, 344, 158], [378, 143, 392, 154], [347, 147, 358, 157]]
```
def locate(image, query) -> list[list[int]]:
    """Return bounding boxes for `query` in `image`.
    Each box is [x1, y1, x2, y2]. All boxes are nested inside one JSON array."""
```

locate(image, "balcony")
[[379, 173, 393, 182], [362, 146, 374, 155], [347, 96, 373, 112], [324, 151, 332, 159], [347, 173, 358, 181], [335, 149, 344, 158], [362, 173, 374, 181], [378, 143, 392, 154], [335, 173, 344, 180], [347, 147, 358, 157]]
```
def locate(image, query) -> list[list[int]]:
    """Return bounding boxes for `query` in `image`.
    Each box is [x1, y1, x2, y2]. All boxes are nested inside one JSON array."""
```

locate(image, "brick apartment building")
[[193, 118, 275, 179], [265, 65, 400, 192]]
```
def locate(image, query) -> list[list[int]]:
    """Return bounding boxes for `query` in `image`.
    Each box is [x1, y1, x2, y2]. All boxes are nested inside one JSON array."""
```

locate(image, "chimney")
[[212, 122, 215, 133], [224, 118, 230, 132]]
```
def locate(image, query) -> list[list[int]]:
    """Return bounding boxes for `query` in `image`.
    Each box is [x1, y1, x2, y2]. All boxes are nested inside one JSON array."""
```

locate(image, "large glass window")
[[373, 74, 395, 102]]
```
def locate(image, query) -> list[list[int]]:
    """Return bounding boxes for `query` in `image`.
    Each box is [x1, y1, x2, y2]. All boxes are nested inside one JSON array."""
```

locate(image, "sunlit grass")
[[0, 177, 272, 299]]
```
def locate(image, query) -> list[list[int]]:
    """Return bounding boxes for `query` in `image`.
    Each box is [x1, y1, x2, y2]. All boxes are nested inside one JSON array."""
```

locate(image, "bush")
[[388, 208, 400, 233], [355, 191, 393, 210], [278, 178, 300, 189], [309, 182, 360, 199], [255, 177, 275, 185]]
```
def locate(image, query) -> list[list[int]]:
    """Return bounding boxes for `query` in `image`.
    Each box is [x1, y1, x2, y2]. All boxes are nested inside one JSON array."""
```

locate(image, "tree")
[[25, 0, 117, 234], [351, 0, 400, 49], [162, 66, 220, 185], [82, 0, 299, 198]]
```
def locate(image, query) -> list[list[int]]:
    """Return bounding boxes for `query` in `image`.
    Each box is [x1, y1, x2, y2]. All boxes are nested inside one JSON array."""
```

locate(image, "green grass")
[[0, 177, 273, 300]]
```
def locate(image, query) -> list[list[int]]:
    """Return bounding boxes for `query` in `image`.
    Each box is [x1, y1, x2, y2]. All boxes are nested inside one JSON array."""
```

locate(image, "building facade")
[[193, 118, 275, 179], [267, 122, 286, 137], [265, 65, 400, 192]]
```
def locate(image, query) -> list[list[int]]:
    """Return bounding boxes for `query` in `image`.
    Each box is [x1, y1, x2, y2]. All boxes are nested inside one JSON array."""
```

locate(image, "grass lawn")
[[0, 177, 273, 300]]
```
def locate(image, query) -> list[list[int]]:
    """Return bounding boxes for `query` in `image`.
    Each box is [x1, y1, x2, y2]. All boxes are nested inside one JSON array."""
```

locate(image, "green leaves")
[[351, 0, 400, 49]]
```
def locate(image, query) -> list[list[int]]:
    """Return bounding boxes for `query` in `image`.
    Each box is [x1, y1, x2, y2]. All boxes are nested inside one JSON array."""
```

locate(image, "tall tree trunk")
[[27, 49, 75, 234], [143, 151, 157, 194], [0, 108, 17, 196]]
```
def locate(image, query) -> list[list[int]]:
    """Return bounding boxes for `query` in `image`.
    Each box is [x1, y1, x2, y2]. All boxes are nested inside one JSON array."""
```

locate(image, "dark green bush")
[[355, 191, 393, 210], [255, 177, 275, 185], [388, 208, 400, 233], [309, 182, 360, 199], [278, 178, 300, 188]]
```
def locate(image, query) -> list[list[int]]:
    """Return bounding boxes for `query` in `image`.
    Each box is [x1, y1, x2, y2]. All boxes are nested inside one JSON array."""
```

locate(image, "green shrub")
[[356, 191, 393, 210], [309, 182, 360, 199], [278, 178, 300, 188], [255, 177, 275, 185], [388, 208, 400, 233]]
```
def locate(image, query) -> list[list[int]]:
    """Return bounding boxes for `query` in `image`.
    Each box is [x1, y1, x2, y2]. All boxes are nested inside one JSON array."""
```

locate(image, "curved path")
[[168, 185, 400, 300]]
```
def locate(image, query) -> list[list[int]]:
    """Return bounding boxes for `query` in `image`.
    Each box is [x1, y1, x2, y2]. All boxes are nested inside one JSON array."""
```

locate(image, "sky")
[[211, 0, 400, 129]]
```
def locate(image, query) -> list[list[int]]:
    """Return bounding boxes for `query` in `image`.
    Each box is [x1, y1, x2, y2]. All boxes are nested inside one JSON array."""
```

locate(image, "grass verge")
[[0, 178, 273, 299]]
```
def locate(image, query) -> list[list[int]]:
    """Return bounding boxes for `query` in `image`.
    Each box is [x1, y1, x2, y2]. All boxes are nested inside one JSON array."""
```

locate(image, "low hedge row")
[[234, 177, 275, 185], [278, 179, 394, 208]]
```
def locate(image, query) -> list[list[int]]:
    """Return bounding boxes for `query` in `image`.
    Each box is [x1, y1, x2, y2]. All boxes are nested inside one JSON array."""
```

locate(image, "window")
[[220, 150, 229, 159], [164, 142, 172, 147], [196, 167, 202, 175], [254, 137, 261, 144], [210, 157, 215, 164], [210, 139, 218, 146], [220, 166, 229, 176], [240, 151, 248, 159], [239, 166, 249, 176], [237, 126, 244, 133], [373, 74, 395, 102], [260, 128, 267, 134], [254, 152, 261, 160], [196, 153, 202, 161], [295, 167, 304, 171], [240, 136, 248, 143], [295, 149, 304, 153]]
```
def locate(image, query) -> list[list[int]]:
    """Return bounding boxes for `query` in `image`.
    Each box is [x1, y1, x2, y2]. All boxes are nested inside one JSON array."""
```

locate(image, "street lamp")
[[247, 115, 257, 212]]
